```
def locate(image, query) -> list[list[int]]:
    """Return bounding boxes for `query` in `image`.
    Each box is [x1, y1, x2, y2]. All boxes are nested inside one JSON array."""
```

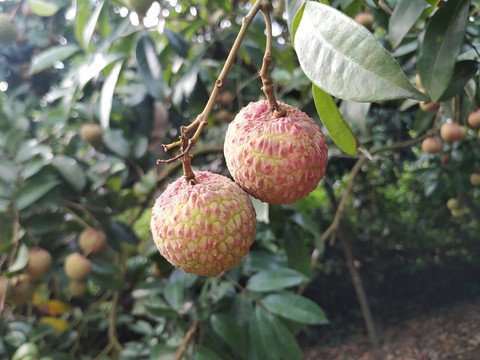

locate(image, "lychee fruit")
[[446, 198, 460, 211], [64, 253, 92, 281], [6, 274, 36, 306], [79, 123, 103, 145], [419, 101, 440, 113], [0, 14, 18, 44], [150, 171, 256, 277], [421, 137, 442, 154], [78, 228, 107, 256], [470, 173, 480, 186], [354, 13, 374, 31], [224, 100, 328, 205], [69, 280, 88, 297], [440, 123, 468, 143], [468, 110, 480, 129], [24, 248, 52, 280]]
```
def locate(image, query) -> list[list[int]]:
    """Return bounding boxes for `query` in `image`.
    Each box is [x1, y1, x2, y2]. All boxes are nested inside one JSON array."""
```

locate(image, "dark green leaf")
[[136, 33, 165, 100], [164, 29, 190, 58], [417, 0, 470, 101], [90, 272, 126, 291], [210, 314, 246, 357], [283, 223, 311, 277], [149, 344, 177, 360], [262, 293, 328, 325], [110, 221, 140, 246], [14, 175, 61, 211], [51, 155, 86, 192], [163, 282, 184, 311], [246, 268, 309, 292], [389, 0, 427, 49], [242, 251, 287, 274], [295, 2, 427, 102], [268, 315, 303, 360], [249, 307, 281, 360], [31, 45, 79, 74], [100, 60, 123, 128], [194, 346, 224, 360], [343, 0, 364, 18], [312, 84, 360, 155], [90, 258, 120, 276], [437, 60, 479, 102]]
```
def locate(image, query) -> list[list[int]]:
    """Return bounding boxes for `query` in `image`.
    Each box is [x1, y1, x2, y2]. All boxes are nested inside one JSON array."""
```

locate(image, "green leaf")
[[99, 60, 123, 129], [14, 175, 61, 211], [103, 128, 131, 158], [437, 60, 478, 102], [27, 0, 60, 17], [343, 0, 364, 18], [268, 315, 303, 360], [294, 2, 427, 102], [74, 0, 90, 51], [51, 155, 86, 192], [136, 33, 165, 100], [163, 282, 184, 311], [424, 0, 441, 6], [78, 52, 125, 90], [389, 0, 427, 49], [246, 268, 309, 292], [7, 244, 29, 274], [210, 314, 246, 357], [89, 273, 126, 291], [262, 293, 328, 325], [90, 258, 119, 276], [82, 0, 104, 52], [164, 29, 190, 58], [31, 45, 79, 74], [194, 346, 224, 360], [312, 85, 360, 155], [249, 307, 281, 360], [283, 224, 311, 277], [417, 0, 470, 102], [286, 0, 306, 36]]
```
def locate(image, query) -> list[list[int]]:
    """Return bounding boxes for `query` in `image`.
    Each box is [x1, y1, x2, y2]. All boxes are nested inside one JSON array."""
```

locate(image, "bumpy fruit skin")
[[440, 122, 468, 143], [64, 253, 92, 281], [0, 14, 18, 44], [78, 228, 107, 255], [421, 137, 442, 154], [150, 171, 256, 277], [79, 123, 103, 145], [24, 248, 52, 280], [468, 110, 480, 129], [224, 100, 328, 205]]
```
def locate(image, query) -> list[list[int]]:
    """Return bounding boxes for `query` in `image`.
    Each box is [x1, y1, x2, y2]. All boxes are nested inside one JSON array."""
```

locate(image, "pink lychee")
[[224, 100, 328, 205], [421, 137, 442, 154], [150, 171, 256, 277], [440, 122, 468, 143]]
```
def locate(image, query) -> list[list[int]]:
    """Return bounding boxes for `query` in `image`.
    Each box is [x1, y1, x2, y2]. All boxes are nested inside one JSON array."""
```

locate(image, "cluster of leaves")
[[1, 0, 480, 359]]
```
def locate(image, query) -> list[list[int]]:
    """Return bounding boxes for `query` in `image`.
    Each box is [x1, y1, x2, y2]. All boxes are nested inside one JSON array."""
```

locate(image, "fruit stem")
[[259, 3, 283, 115], [158, 0, 273, 168]]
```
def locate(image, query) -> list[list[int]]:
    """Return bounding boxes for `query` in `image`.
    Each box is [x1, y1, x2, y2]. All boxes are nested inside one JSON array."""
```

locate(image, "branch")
[[174, 321, 198, 360]]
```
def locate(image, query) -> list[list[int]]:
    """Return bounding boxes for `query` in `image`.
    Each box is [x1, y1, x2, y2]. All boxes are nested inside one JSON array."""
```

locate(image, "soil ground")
[[304, 298, 480, 360]]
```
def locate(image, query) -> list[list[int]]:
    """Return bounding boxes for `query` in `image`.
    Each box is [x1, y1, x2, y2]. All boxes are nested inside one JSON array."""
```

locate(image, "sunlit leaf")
[[136, 33, 164, 100], [286, 0, 305, 36], [295, 2, 427, 102], [99, 60, 123, 129], [312, 85, 360, 155], [82, 0, 104, 52], [30, 45, 79, 74], [7, 244, 29, 274], [246, 268, 309, 292], [27, 0, 60, 17], [417, 0, 470, 101]]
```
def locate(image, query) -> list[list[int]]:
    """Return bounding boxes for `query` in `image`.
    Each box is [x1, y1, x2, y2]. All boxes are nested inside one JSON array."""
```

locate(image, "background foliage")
[[1, 0, 479, 359]]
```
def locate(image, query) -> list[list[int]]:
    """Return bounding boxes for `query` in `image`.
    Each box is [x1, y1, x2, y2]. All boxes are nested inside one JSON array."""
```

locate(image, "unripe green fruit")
[[64, 253, 92, 281], [150, 171, 256, 276], [224, 100, 328, 205], [0, 14, 18, 44], [79, 123, 103, 145], [440, 122, 468, 143], [419, 101, 439, 113], [467, 110, 480, 129], [69, 280, 88, 297], [421, 137, 442, 154], [125, 0, 153, 15], [24, 248, 52, 280], [78, 228, 107, 255], [354, 13, 374, 31], [6, 274, 36, 306], [470, 173, 480, 186], [11, 343, 40, 360], [451, 208, 465, 218], [446, 198, 460, 211]]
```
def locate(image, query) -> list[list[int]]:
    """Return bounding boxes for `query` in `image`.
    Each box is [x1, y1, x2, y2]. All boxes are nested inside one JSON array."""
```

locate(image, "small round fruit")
[[421, 137, 442, 154], [224, 100, 328, 205], [150, 171, 256, 277], [6, 274, 36, 306], [451, 208, 465, 218], [446, 198, 460, 211], [78, 228, 107, 255], [0, 14, 18, 44], [64, 253, 92, 281], [468, 110, 480, 129], [24, 248, 52, 280], [440, 123, 468, 143], [470, 173, 480, 186], [125, 0, 153, 15], [419, 101, 439, 113], [440, 154, 451, 164], [79, 123, 103, 145], [354, 13, 374, 31], [69, 281, 88, 297]]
